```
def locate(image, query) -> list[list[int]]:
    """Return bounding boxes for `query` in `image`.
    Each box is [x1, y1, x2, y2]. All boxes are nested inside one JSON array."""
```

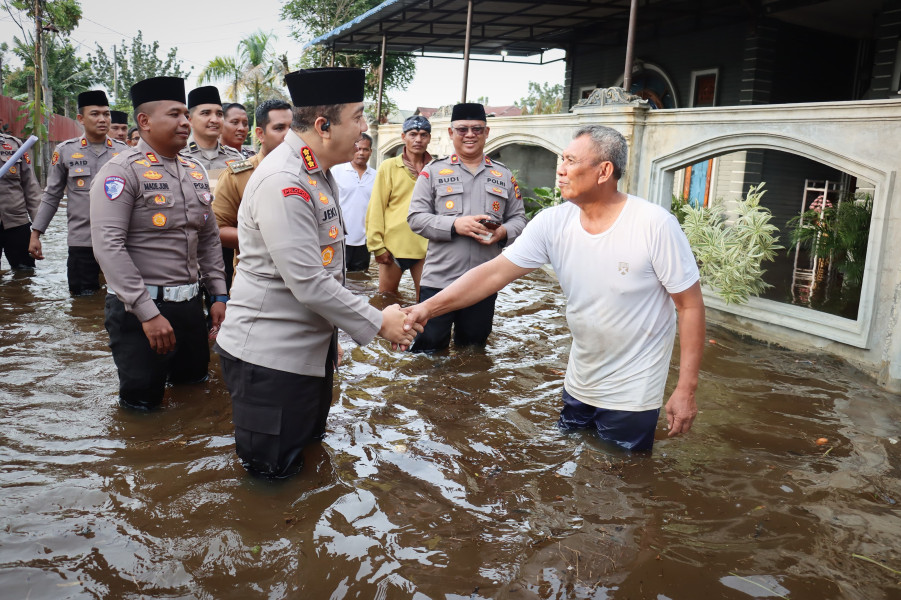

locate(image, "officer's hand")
[[374, 251, 394, 265], [208, 302, 226, 340], [336, 342, 344, 368], [142, 314, 176, 354], [478, 224, 508, 246], [402, 303, 431, 332], [379, 304, 420, 350], [453, 215, 492, 240], [28, 231, 43, 260]]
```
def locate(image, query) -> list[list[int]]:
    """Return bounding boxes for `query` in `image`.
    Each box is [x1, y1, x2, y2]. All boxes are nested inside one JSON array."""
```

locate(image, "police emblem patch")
[[76, 179, 85, 187], [143, 170, 163, 180], [152, 213, 167, 227], [446, 186, 453, 193], [445, 200, 455, 210], [23, 152, 30, 164], [189, 171, 204, 180], [153, 194, 167, 205], [8, 166, 16, 174], [450, 155, 459, 164], [493, 201, 501, 212], [329, 225, 338, 239], [202, 192, 211, 204], [321, 246, 334, 266], [104, 175, 126, 200], [80, 139, 87, 147]]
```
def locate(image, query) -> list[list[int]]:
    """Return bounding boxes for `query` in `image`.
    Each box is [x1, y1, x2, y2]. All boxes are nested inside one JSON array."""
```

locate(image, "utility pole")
[[112, 45, 117, 101], [32, 0, 43, 181]]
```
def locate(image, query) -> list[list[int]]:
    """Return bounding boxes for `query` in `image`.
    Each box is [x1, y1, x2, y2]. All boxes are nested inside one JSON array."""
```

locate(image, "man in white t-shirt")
[[402, 125, 705, 450], [333, 133, 376, 271]]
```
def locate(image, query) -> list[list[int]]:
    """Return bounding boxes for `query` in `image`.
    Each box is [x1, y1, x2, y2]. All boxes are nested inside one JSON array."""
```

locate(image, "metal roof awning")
[[305, 0, 631, 58]]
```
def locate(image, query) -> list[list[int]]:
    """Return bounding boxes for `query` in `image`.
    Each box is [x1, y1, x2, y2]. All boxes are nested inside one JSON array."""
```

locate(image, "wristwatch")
[[212, 295, 229, 304]]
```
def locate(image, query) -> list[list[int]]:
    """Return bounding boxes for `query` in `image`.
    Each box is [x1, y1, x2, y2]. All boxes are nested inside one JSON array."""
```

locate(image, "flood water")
[[1, 223, 900, 600]]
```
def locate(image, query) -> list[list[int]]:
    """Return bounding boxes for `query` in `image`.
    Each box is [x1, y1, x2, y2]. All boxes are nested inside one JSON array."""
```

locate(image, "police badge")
[[104, 175, 126, 200]]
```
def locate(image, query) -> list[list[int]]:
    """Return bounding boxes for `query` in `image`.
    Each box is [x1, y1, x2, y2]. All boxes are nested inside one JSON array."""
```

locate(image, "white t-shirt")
[[333, 162, 376, 246], [503, 196, 699, 411]]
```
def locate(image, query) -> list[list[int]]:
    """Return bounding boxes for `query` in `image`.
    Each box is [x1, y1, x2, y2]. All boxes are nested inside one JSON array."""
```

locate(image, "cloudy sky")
[[0, 0, 565, 110]]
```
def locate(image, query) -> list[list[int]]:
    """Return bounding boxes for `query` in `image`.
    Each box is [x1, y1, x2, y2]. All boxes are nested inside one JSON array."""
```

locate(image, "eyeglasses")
[[453, 126, 486, 135]]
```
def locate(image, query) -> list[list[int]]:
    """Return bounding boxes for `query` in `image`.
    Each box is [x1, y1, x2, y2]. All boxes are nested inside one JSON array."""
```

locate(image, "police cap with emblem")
[[130, 76, 186, 108], [110, 110, 128, 125], [187, 86, 223, 109], [451, 102, 487, 122], [403, 115, 431, 133], [284, 68, 365, 107], [77, 90, 109, 109]]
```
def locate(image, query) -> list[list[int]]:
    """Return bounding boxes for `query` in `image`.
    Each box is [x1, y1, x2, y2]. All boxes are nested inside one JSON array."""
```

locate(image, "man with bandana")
[[407, 103, 527, 352], [30, 90, 129, 295], [214, 68, 419, 479], [0, 131, 41, 272], [90, 76, 227, 411], [366, 115, 432, 298]]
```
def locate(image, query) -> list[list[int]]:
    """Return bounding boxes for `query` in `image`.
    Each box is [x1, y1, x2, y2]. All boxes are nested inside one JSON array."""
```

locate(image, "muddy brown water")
[[1, 224, 900, 600]]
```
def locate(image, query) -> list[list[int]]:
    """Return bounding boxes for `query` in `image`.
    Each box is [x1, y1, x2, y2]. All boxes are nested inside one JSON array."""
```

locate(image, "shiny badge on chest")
[[493, 201, 501, 212], [76, 179, 85, 187], [321, 246, 334, 266], [445, 200, 455, 210], [71, 152, 84, 159], [190, 171, 204, 180], [8, 166, 16, 174], [329, 225, 338, 239], [439, 168, 454, 175], [318, 192, 329, 205], [143, 170, 163, 180], [153, 194, 167, 205], [152, 213, 167, 227]]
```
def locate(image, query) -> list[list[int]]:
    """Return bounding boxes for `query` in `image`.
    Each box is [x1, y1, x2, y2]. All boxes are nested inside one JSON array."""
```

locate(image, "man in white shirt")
[[333, 133, 376, 271], [402, 125, 705, 451]]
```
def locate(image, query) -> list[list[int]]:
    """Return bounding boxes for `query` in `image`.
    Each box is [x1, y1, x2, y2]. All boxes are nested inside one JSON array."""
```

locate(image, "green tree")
[[197, 30, 288, 107], [281, 0, 416, 122], [88, 30, 192, 111], [515, 81, 564, 114], [6, 36, 94, 116]]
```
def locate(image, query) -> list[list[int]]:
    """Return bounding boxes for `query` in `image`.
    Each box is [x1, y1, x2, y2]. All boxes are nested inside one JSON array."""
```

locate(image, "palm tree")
[[197, 30, 287, 107]]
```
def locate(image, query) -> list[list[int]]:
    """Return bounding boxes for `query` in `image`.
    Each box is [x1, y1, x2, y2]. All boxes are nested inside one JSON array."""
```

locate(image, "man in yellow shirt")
[[366, 115, 431, 299]]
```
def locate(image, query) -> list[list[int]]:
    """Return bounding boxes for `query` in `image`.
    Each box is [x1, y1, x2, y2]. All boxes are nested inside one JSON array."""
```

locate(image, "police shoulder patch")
[[282, 187, 311, 202], [227, 160, 253, 174]]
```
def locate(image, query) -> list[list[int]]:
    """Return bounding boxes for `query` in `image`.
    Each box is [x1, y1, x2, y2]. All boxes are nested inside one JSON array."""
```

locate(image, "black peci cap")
[[451, 103, 487, 121], [130, 77, 186, 108], [187, 86, 223, 109], [77, 90, 109, 109], [284, 68, 365, 107], [110, 110, 128, 125]]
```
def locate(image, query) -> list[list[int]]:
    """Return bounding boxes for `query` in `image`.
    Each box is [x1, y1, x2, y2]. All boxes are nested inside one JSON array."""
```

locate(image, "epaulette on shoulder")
[[188, 141, 199, 151], [491, 158, 508, 169], [112, 139, 129, 148], [429, 156, 446, 165], [227, 159, 254, 174]]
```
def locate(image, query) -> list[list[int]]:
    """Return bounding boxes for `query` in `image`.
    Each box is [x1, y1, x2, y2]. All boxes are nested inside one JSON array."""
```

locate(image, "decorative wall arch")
[[613, 61, 680, 108], [485, 132, 565, 155], [647, 130, 896, 349]]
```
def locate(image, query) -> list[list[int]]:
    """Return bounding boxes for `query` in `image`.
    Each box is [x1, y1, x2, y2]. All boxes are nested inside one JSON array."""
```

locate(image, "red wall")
[[0, 94, 82, 143]]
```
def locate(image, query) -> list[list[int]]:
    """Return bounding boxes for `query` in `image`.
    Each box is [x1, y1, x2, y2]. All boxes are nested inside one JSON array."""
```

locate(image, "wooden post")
[[461, 0, 473, 102], [622, 0, 638, 91], [376, 34, 387, 123]]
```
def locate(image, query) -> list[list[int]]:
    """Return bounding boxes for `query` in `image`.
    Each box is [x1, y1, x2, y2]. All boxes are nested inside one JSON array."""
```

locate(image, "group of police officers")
[[0, 67, 524, 478]]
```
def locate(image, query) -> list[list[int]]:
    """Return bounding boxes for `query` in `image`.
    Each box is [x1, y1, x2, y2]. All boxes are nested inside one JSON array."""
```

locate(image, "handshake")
[[377, 303, 433, 351]]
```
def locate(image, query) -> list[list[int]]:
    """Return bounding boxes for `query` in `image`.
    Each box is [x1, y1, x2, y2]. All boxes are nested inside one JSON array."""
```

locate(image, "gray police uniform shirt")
[[0, 133, 42, 228], [33, 135, 128, 247], [408, 154, 527, 289], [90, 138, 227, 322], [180, 140, 243, 172], [216, 130, 382, 378]]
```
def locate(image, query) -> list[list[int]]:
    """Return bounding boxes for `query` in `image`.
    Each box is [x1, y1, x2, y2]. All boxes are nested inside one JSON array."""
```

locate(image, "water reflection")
[[0, 225, 899, 599]]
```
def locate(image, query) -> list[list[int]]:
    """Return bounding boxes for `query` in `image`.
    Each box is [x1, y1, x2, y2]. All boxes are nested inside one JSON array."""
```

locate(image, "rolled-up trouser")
[[0, 223, 35, 271], [410, 286, 498, 353], [558, 387, 660, 451], [104, 293, 209, 410], [215, 333, 336, 479], [67, 245, 101, 295]]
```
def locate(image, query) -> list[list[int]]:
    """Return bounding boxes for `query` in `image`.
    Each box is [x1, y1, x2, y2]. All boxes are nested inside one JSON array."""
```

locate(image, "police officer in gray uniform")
[[90, 76, 227, 410], [30, 90, 128, 295], [215, 67, 418, 479], [181, 86, 243, 173], [0, 132, 41, 271], [407, 102, 527, 352]]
